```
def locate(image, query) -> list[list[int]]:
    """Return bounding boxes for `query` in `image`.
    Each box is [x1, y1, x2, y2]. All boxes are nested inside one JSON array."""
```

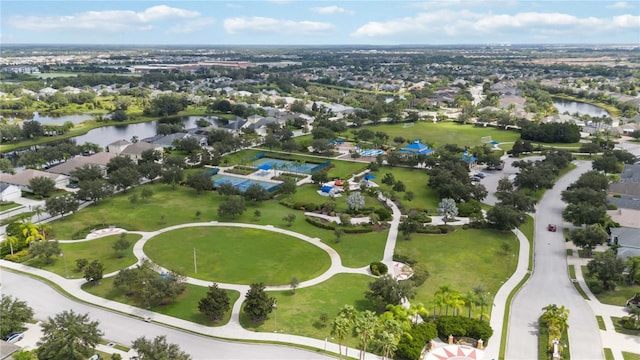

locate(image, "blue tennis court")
[[212, 174, 280, 192], [253, 158, 323, 174]]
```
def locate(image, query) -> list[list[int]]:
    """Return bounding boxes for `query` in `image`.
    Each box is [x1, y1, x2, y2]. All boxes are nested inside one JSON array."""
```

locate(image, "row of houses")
[[0, 140, 165, 200]]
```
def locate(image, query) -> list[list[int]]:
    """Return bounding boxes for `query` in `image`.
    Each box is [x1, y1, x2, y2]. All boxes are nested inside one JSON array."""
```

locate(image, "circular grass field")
[[144, 226, 331, 285]]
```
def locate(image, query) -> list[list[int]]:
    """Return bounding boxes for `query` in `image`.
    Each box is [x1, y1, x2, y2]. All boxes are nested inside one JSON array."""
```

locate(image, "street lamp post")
[[60, 251, 69, 278], [273, 300, 277, 333]]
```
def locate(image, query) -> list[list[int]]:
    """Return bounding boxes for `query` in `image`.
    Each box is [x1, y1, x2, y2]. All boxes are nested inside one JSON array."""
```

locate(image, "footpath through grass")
[[395, 227, 519, 315], [240, 273, 376, 339], [50, 182, 388, 268], [144, 226, 331, 285]]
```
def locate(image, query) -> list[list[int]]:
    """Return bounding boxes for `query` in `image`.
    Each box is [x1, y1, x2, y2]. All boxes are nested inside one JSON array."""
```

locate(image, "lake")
[[3, 112, 95, 124], [71, 116, 219, 148], [552, 99, 610, 118]]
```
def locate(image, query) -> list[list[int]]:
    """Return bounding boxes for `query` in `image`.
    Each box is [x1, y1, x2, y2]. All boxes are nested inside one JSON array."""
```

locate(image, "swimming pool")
[[357, 148, 385, 157], [212, 174, 281, 192], [253, 158, 325, 174]]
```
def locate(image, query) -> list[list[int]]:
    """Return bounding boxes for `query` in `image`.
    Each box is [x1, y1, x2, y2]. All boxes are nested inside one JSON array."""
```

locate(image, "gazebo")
[[401, 140, 434, 155]]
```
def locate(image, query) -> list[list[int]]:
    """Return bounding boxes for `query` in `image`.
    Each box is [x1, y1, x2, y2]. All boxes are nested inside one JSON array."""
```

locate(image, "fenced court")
[[252, 157, 329, 174], [212, 174, 281, 192]]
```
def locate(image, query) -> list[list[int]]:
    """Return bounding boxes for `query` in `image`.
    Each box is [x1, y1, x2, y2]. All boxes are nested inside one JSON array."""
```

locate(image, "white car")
[[5, 332, 24, 343]]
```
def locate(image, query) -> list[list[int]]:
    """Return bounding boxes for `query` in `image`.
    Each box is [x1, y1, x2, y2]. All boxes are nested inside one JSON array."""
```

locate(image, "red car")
[[548, 224, 557, 232]]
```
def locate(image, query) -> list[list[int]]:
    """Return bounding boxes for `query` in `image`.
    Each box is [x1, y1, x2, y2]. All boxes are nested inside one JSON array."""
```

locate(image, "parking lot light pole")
[[60, 251, 69, 278]]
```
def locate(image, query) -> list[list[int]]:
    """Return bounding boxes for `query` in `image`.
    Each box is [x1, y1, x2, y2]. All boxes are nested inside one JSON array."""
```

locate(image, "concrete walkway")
[[566, 243, 640, 359]]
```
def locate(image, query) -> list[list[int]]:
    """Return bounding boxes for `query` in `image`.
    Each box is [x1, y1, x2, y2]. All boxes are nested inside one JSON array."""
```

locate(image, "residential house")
[[145, 132, 208, 149], [47, 152, 116, 178], [107, 140, 131, 154], [0, 183, 21, 202], [119, 142, 163, 162], [1, 169, 69, 193], [609, 227, 640, 259]]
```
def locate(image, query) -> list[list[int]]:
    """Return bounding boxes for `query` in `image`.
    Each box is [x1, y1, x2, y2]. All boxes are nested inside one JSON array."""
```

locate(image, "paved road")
[[0, 270, 332, 360], [506, 161, 604, 359]]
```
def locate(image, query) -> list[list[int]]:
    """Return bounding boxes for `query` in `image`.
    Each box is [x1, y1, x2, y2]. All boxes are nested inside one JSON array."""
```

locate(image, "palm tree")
[[337, 305, 357, 359], [376, 317, 402, 360], [474, 285, 491, 321], [331, 316, 349, 359], [20, 221, 44, 245], [33, 205, 44, 222], [354, 310, 377, 360], [5, 235, 19, 255], [449, 292, 465, 316], [463, 290, 479, 318], [435, 285, 453, 316]]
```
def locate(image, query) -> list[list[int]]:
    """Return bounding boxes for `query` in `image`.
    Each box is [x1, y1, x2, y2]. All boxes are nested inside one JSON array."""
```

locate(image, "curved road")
[[1, 270, 331, 360], [506, 160, 603, 359]]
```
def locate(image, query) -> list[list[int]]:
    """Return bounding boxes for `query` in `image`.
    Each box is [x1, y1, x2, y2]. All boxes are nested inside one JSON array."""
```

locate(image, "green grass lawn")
[[582, 267, 640, 306], [369, 166, 440, 212], [27, 233, 141, 279], [82, 277, 239, 326], [349, 122, 521, 148], [0, 202, 21, 212], [395, 227, 519, 315], [48, 182, 387, 268], [611, 316, 640, 336], [240, 273, 376, 339], [143, 227, 331, 285], [286, 183, 384, 213], [623, 352, 640, 360]]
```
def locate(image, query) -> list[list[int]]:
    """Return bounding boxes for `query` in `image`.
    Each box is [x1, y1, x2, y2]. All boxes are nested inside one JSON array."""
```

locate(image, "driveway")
[[505, 161, 604, 359]]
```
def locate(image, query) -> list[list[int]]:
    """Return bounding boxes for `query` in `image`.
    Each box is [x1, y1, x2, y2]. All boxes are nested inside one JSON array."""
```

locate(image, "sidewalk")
[[565, 243, 640, 359]]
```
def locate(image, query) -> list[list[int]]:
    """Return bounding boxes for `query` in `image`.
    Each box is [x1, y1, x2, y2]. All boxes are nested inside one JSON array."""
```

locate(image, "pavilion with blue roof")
[[400, 140, 434, 155], [461, 150, 477, 167]]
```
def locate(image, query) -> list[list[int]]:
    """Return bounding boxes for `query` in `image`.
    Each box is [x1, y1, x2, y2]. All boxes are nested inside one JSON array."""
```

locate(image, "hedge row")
[[416, 224, 456, 234], [304, 216, 373, 233], [435, 316, 493, 342]]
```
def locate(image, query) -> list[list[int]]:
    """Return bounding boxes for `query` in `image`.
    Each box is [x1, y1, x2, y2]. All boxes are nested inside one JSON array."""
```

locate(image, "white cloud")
[[8, 5, 200, 32], [351, 10, 640, 39], [311, 5, 354, 15], [167, 18, 215, 34], [607, 1, 631, 9], [224, 16, 335, 35]]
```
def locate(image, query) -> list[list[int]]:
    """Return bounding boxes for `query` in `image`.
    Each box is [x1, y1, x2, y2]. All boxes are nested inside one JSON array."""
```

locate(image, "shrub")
[[457, 200, 482, 217], [305, 216, 336, 230], [410, 262, 429, 287], [396, 322, 438, 360], [586, 278, 604, 294], [436, 316, 467, 337], [393, 253, 417, 266], [407, 209, 431, 223], [613, 193, 621, 198], [4, 249, 30, 262], [435, 316, 493, 341], [606, 203, 618, 210], [370, 261, 388, 276], [375, 208, 392, 221], [343, 225, 373, 234]]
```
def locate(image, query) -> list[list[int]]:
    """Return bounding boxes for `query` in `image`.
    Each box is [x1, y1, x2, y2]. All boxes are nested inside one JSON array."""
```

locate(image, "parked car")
[[547, 224, 557, 232], [475, 172, 486, 179], [4, 332, 24, 343]]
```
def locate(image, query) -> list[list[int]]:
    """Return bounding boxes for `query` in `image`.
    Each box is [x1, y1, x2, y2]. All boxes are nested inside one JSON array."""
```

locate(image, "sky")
[[1, 0, 639, 45]]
